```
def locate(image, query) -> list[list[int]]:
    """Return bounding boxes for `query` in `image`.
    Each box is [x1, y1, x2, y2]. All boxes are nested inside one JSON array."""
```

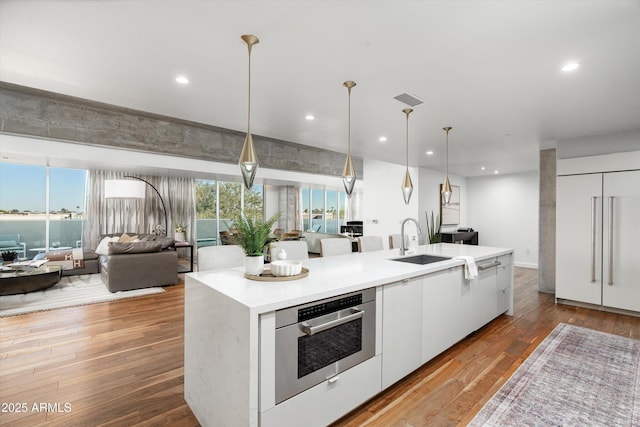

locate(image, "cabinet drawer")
[[260, 355, 381, 427]]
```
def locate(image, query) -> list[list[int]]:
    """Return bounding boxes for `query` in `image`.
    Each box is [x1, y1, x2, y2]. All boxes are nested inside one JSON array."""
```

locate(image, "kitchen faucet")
[[400, 217, 422, 255]]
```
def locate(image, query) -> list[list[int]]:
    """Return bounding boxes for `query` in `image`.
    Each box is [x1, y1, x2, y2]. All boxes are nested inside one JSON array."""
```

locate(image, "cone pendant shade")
[[239, 34, 259, 190], [401, 108, 414, 204], [342, 152, 356, 196], [441, 126, 453, 205], [442, 175, 452, 205], [342, 81, 357, 197], [239, 133, 258, 190], [402, 168, 414, 204]]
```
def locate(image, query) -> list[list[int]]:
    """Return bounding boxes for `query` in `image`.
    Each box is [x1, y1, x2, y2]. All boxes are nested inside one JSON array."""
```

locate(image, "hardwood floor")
[[1, 268, 638, 426]]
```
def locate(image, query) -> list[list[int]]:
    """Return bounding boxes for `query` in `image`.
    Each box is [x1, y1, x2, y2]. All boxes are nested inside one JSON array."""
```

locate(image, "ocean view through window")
[[0, 163, 86, 259]]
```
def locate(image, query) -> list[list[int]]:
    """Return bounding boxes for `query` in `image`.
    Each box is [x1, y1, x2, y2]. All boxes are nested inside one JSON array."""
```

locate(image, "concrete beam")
[[0, 82, 363, 178]]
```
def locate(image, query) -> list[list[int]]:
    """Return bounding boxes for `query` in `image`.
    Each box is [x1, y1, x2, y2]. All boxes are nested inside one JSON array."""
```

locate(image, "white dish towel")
[[454, 255, 478, 280]]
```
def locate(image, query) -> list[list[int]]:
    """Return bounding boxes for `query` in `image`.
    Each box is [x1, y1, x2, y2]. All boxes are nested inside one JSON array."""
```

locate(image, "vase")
[[174, 231, 185, 242], [244, 255, 264, 276]]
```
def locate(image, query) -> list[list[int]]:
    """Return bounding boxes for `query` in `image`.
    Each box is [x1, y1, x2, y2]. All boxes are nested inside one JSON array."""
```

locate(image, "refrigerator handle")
[[590, 196, 597, 283], [608, 196, 614, 286]]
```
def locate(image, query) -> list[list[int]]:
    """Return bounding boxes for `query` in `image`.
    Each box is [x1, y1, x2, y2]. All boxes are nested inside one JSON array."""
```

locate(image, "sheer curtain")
[[84, 171, 196, 250]]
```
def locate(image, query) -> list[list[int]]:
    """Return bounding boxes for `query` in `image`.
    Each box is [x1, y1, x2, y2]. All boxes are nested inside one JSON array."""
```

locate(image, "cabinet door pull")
[[478, 261, 501, 271], [590, 196, 597, 283], [608, 196, 614, 286], [327, 375, 340, 384]]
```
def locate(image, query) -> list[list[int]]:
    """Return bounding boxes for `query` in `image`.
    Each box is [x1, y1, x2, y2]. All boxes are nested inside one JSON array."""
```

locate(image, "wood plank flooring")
[[1, 268, 638, 426]]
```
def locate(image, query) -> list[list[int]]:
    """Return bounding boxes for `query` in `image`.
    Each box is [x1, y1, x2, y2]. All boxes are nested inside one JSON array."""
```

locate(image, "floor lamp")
[[104, 176, 168, 235]]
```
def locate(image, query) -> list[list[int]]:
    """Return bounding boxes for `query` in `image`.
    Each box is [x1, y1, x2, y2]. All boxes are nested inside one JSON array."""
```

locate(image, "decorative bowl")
[[270, 260, 303, 277]]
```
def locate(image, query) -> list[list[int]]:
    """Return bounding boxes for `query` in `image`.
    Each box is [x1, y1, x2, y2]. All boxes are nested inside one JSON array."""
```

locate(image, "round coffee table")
[[0, 265, 63, 296]]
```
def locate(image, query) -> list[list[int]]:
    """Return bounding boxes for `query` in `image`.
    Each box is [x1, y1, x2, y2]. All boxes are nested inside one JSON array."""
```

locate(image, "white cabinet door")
[[556, 174, 603, 305], [472, 258, 500, 329], [422, 267, 469, 363], [603, 170, 640, 312], [496, 254, 513, 315], [382, 277, 423, 389]]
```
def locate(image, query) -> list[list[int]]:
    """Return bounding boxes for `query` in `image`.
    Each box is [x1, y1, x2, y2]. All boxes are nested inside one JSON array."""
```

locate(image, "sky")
[[0, 163, 86, 212]]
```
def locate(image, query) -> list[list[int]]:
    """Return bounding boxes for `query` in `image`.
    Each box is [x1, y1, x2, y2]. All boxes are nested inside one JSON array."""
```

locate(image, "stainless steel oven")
[[274, 288, 376, 404]]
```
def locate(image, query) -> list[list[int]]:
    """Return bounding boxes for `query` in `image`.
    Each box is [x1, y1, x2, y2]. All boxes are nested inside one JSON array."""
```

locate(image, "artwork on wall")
[[440, 184, 460, 225]]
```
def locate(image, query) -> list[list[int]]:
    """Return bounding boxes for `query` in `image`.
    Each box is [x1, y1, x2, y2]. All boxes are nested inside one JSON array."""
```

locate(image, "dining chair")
[[197, 245, 245, 271], [358, 236, 384, 252], [388, 234, 409, 250], [320, 238, 352, 257], [269, 240, 309, 261]]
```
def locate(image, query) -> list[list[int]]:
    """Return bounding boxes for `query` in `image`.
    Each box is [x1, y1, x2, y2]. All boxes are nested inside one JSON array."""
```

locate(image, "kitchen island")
[[184, 243, 513, 427]]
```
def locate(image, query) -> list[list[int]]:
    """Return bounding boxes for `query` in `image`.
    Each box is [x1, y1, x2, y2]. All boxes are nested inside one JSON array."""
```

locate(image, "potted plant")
[[231, 212, 280, 275], [174, 224, 186, 242], [1, 250, 18, 264], [425, 211, 442, 244]]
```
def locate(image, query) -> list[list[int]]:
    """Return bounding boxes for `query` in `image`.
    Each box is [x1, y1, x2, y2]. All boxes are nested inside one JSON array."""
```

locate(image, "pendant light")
[[342, 81, 357, 197], [401, 108, 414, 204], [239, 34, 259, 190], [441, 126, 453, 205]]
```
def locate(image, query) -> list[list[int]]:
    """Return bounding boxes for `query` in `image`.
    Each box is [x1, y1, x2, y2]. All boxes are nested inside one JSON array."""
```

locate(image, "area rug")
[[469, 323, 640, 426], [0, 274, 165, 317]]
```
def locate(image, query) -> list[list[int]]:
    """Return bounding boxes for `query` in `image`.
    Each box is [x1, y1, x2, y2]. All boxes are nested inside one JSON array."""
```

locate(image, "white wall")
[[362, 159, 419, 248], [418, 168, 468, 242], [467, 171, 539, 268]]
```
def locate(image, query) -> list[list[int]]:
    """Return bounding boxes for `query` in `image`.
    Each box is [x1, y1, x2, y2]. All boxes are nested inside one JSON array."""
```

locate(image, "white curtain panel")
[[84, 171, 195, 250]]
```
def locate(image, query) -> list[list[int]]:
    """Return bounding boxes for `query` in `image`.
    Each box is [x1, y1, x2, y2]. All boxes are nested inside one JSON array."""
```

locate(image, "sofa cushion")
[[96, 236, 120, 255], [139, 234, 174, 249], [118, 233, 139, 243], [108, 241, 162, 255]]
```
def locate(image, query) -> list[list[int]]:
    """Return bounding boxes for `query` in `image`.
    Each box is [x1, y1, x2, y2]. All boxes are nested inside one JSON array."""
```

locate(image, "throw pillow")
[[95, 236, 119, 255], [118, 233, 139, 243]]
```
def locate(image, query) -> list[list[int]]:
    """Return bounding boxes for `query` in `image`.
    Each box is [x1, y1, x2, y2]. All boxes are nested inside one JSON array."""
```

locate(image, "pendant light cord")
[[445, 128, 449, 177], [247, 48, 252, 134], [406, 114, 409, 169], [347, 88, 351, 156]]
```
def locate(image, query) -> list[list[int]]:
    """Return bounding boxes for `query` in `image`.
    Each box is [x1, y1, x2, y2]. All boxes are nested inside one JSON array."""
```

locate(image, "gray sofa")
[[301, 232, 350, 254], [99, 233, 178, 293]]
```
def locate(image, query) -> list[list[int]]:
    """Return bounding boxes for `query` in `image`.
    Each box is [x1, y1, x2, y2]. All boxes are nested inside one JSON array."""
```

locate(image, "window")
[[0, 164, 86, 258], [49, 168, 87, 249], [195, 180, 264, 247], [311, 188, 324, 233], [299, 186, 348, 233]]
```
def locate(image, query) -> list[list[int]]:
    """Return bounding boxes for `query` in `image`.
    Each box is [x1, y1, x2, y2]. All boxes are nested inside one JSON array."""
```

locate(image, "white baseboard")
[[514, 262, 538, 269]]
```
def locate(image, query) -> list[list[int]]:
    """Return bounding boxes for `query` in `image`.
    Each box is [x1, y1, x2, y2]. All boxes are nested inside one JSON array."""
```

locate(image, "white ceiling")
[[1, 0, 639, 177]]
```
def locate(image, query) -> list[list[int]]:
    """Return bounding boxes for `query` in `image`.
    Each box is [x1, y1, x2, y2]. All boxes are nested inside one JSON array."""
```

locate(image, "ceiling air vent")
[[393, 92, 424, 107]]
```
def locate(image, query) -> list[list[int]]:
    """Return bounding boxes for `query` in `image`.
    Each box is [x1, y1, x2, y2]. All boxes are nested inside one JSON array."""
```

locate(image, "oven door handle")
[[300, 308, 364, 336]]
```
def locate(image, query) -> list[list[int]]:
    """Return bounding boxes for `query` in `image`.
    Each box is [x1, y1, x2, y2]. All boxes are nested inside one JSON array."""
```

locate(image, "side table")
[[173, 241, 194, 273]]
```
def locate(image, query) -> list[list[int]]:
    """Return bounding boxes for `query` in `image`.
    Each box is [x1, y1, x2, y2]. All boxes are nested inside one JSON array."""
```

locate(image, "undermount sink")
[[390, 254, 451, 265]]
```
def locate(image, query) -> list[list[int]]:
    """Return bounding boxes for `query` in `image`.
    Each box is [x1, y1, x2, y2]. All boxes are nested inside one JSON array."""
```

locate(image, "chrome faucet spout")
[[400, 217, 422, 255]]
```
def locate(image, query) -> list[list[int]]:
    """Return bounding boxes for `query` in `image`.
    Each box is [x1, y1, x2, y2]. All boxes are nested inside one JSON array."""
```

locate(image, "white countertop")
[[186, 243, 513, 315]]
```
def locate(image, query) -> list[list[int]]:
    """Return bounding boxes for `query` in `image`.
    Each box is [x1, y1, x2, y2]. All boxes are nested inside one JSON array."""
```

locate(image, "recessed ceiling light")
[[481, 166, 485, 170], [175, 75, 189, 84], [494, 170, 499, 174], [561, 62, 581, 72], [305, 114, 315, 120], [379, 136, 387, 142], [426, 150, 434, 155]]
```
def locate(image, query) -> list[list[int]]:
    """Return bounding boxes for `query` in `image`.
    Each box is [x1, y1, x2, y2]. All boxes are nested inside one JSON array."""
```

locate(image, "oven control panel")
[[297, 294, 362, 322]]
